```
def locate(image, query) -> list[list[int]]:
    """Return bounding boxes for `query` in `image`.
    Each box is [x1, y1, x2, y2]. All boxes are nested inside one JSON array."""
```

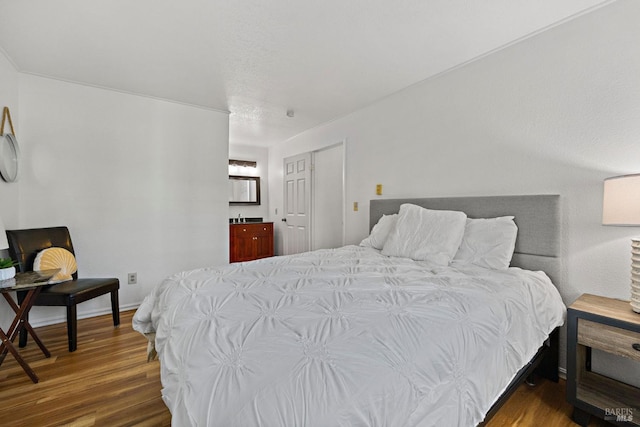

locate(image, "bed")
[[133, 194, 566, 426]]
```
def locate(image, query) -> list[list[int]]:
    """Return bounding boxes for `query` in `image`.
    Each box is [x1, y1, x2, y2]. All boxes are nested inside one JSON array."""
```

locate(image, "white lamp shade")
[[602, 174, 640, 226], [0, 216, 8, 250]]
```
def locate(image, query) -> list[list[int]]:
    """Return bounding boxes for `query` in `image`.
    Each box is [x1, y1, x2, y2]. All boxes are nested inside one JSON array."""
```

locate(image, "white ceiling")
[[0, 0, 613, 147]]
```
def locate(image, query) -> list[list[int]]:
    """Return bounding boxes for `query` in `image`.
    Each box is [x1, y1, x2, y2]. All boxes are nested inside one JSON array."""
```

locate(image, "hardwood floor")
[[0, 310, 171, 427], [485, 377, 609, 427], [0, 310, 610, 426]]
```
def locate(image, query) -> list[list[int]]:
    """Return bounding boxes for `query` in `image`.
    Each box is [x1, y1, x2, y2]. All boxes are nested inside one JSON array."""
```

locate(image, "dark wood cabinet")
[[230, 222, 274, 263]]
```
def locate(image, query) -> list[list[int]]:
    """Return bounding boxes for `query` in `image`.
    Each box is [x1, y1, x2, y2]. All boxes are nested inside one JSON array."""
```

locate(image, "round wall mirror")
[[0, 133, 20, 182]]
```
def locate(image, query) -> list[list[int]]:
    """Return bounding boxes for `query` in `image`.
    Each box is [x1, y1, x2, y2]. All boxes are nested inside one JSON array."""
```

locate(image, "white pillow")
[[360, 214, 398, 249], [381, 204, 467, 265], [453, 216, 518, 269]]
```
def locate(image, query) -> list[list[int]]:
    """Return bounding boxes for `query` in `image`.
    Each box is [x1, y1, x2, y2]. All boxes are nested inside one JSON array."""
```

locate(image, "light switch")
[[353, 202, 358, 211], [376, 184, 383, 196]]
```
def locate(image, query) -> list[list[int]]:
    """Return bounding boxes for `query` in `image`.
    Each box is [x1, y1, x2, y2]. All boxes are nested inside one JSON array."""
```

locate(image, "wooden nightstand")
[[567, 294, 640, 426]]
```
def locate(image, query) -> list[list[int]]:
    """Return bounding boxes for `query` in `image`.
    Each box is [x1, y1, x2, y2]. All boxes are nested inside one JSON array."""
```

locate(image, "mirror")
[[0, 133, 20, 183], [229, 175, 261, 205]]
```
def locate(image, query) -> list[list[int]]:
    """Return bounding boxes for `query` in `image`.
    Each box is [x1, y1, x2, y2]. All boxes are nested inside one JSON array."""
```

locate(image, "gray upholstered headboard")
[[369, 195, 561, 286]]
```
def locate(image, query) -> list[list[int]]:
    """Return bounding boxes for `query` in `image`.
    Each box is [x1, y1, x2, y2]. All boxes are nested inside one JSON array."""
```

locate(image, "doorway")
[[282, 142, 345, 255]]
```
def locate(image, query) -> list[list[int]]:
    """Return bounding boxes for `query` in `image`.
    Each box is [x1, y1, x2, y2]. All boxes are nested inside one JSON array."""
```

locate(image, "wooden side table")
[[0, 269, 59, 383], [567, 293, 640, 426]]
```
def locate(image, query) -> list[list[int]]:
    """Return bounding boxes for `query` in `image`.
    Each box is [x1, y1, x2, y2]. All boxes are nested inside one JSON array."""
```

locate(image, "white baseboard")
[[29, 302, 141, 328], [558, 366, 567, 380]]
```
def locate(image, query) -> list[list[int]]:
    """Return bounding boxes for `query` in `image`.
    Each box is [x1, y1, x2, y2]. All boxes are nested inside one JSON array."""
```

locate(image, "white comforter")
[[133, 245, 565, 427]]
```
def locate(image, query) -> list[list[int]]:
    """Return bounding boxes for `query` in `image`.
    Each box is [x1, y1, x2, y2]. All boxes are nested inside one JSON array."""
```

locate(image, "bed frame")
[[369, 194, 561, 425]]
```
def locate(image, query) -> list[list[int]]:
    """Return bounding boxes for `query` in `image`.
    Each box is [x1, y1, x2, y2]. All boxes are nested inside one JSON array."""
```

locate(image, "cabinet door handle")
[[633, 343, 640, 352]]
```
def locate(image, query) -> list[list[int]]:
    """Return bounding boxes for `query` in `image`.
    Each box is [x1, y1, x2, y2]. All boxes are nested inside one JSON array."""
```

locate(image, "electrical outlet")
[[128, 272, 137, 285]]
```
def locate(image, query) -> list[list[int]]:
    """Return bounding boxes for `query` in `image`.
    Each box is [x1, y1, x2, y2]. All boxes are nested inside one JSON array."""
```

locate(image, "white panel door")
[[283, 152, 311, 255]]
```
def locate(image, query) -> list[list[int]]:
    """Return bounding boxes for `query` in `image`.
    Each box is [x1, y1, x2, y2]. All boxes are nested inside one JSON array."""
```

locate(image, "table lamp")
[[602, 173, 640, 313]]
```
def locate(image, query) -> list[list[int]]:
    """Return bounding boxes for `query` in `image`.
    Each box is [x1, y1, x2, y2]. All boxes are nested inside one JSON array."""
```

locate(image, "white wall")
[[229, 144, 269, 221], [269, 0, 640, 372], [0, 49, 20, 328], [12, 74, 229, 326], [0, 50, 19, 225]]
